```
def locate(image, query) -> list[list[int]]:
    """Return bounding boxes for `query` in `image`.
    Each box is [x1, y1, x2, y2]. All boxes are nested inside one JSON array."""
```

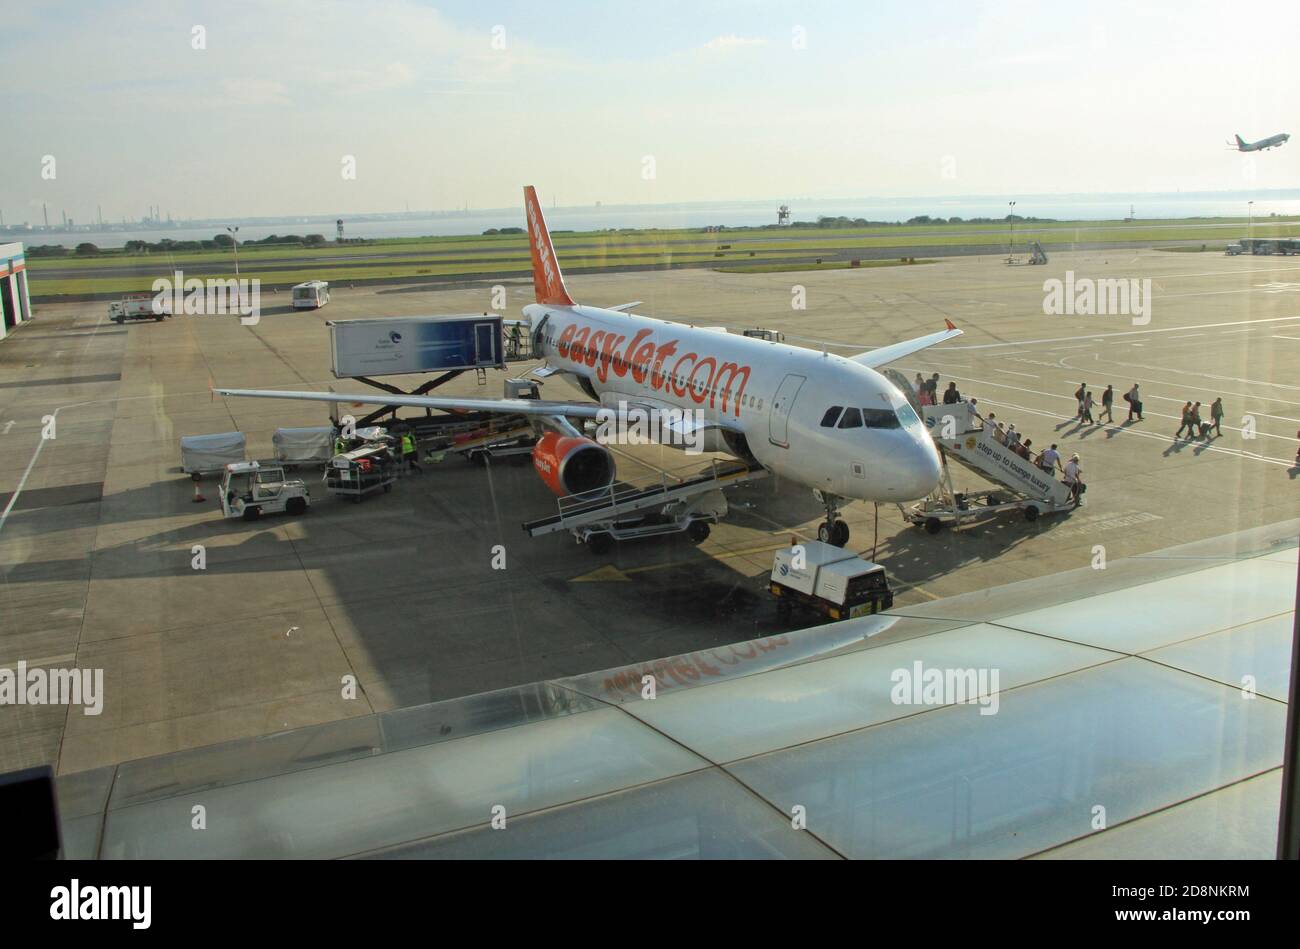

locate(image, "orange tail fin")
[[523, 186, 575, 306]]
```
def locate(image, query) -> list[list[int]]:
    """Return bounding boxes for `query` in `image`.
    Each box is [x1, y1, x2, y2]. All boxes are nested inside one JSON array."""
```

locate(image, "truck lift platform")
[[910, 402, 1076, 533], [523, 459, 767, 554]]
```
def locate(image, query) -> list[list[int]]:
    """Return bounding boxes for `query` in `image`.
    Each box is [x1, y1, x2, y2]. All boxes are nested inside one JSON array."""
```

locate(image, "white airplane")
[[214, 186, 962, 546], [1230, 132, 1290, 152]]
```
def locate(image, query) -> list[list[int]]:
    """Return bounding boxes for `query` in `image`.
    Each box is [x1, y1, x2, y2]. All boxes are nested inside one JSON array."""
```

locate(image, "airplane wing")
[[849, 321, 963, 369], [605, 301, 643, 313], [212, 387, 607, 419]]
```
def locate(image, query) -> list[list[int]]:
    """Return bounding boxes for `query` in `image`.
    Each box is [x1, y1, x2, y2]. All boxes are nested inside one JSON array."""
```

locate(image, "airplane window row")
[[820, 405, 903, 430]]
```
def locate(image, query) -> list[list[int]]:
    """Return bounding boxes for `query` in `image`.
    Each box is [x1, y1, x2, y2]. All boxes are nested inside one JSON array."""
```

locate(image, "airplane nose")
[[893, 433, 942, 500]]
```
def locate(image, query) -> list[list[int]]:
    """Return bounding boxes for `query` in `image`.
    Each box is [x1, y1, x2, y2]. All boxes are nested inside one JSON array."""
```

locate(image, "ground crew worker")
[[334, 433, 346, 454], [401, 430, 420, 473], [1100, 385, 1114, 423], [1210, 397, 1224, 437], [1175, 401, 1194, 439], [508, 324, 522, 358]]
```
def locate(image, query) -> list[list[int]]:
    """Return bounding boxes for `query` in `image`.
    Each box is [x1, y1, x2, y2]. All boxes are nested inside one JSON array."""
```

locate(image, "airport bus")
[[291, 280, 330, 310]]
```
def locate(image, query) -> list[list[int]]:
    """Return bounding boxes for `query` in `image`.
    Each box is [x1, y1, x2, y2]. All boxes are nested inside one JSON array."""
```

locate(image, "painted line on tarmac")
[[945, 313, 1300, 350], [1062, 353, 1300, 403], [972, 396, 1293, 467], [905, 366, 1298, 452]]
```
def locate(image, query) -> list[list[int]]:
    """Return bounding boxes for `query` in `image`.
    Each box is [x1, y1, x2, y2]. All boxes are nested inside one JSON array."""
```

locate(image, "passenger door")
[[768, 373, 806, 448], [474, 322, 498, 366]]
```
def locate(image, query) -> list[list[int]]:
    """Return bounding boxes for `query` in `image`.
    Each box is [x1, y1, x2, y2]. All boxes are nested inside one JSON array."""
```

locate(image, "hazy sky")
[[3, 0, 1297, 223]]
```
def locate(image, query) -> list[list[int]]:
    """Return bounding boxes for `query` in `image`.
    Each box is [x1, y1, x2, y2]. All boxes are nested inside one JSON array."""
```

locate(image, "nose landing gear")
[[814, 490, 850, 547]]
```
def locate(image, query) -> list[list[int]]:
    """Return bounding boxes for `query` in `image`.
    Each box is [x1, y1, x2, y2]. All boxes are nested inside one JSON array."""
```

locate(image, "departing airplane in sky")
[[214, 186, 962, 546], [1230, 132, 1290, 152]]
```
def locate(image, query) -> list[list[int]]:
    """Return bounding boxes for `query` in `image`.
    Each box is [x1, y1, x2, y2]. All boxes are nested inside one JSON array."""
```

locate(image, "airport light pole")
[[226, 225, 240, 307], [226, 225, 240, 278]]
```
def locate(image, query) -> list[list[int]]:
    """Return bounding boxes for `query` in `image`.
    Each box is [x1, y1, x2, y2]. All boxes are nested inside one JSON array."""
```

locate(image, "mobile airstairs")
[[907, 402, 1076, 533]]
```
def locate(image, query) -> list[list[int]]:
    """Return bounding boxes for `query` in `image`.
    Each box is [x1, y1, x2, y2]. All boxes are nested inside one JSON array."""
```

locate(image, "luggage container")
[[272, 426, 334, 465], [324, 445, 397, 502], [180, 431, 246, 476]]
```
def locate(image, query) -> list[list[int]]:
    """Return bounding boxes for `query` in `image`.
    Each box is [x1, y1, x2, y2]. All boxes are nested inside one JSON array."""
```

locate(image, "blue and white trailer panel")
[[329, 314, 503, 378]]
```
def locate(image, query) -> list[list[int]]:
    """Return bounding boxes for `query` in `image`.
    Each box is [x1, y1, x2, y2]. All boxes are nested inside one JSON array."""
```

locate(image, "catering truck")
[[769, 540, 894, 623], [328, 315, 504, 378], [109, 292, 170, 323]]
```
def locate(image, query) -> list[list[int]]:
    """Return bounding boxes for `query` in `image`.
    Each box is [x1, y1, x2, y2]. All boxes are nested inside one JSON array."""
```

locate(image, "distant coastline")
[[6, 189, 1300, 250]]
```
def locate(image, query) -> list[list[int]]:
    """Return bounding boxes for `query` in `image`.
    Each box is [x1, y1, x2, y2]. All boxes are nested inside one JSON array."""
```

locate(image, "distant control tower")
[[336, 219, 344, 242], [778, 205, 791, 226]]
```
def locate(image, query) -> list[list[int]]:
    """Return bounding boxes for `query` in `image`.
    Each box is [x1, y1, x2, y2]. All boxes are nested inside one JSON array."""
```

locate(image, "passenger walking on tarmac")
[[1063, 453, 1084, 506], [943, 381, 961, 404], [1082, 391, 1096, 425], [1073, 382, 1087, 419], [1100, 385, 1114, 423], [1210, 397, 1224, 437], [1188, 401, 1203, 439], [1125, 384, 1144, 422], [1175, 401, 1194, 439], [1040, 443, 1062, 475]]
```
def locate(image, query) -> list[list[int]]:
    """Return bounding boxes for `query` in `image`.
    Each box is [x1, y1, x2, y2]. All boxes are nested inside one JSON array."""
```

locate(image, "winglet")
[[523, 186, 575, 306], [944, 319, 956, 331]]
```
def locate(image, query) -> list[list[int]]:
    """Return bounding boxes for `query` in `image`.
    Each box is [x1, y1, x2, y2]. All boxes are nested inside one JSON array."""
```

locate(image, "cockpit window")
[[821, 406, 844, 427], [895, 403, 921, 428], [838, 407, 863, 429], [862, 408, 901, 429]]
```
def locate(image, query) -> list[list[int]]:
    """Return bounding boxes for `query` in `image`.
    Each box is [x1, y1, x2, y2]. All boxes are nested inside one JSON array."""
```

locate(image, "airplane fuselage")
[[522, 302, 943, 502], [1237, 133, 1290, 151]]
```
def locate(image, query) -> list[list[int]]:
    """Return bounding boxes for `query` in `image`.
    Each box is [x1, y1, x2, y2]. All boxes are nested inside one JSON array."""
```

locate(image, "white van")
[[292, 280, 330, 309]]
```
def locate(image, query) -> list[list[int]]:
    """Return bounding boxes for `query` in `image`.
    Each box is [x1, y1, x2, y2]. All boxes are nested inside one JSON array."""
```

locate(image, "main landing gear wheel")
[[817, 520, 850, 547]]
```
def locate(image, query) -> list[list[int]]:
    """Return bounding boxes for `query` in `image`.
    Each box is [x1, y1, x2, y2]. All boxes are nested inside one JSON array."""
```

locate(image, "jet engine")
[[532, 431, 616, 496]]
